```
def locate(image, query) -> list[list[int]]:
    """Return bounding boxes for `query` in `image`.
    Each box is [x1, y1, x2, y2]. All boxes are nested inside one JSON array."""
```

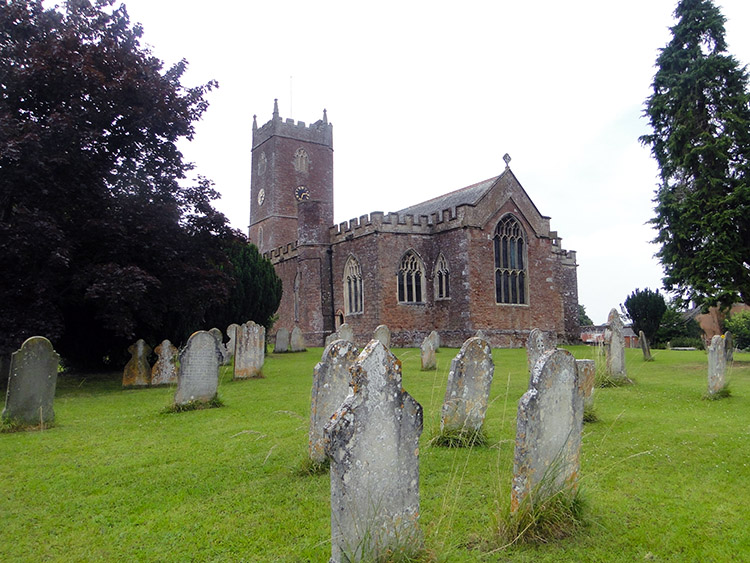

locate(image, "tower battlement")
[[252, 99, 332, 149]]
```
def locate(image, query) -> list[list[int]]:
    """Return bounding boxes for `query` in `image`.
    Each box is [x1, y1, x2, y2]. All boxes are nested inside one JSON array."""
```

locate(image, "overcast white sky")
[[120, 0, 750, 325]]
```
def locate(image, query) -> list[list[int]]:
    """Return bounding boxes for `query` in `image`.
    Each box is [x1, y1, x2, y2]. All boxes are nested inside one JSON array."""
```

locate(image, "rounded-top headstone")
[[174, 331, 222, 405]]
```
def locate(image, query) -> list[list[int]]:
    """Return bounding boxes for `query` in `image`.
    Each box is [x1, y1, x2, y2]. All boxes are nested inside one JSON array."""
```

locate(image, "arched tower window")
[[293, 148, 309, 173], [434, 253, 450, 300], [494, 215, 527, 304], [398, 250, 426, 304], [344, 256, 363, 315]]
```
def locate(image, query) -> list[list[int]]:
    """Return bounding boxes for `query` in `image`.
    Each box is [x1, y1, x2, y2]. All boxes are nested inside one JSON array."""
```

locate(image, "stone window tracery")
[[344, 256, 363, 315], [293, 148, 309, 173], [494, 215, 527, 305], [434, 253, 450, 300], [398, 250, 426, 304]]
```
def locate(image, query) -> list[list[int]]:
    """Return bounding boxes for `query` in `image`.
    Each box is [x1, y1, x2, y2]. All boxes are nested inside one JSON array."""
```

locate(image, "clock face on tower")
[[257, 189, 265, 206], [295, 186, 310, 202]]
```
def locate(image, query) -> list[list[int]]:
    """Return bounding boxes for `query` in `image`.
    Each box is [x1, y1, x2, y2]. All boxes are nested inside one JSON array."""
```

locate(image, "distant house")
[[580, 325, 639, 348]]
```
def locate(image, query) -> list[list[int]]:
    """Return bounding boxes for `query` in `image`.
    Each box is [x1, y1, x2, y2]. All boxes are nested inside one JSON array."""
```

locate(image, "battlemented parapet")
[[265, 241, 299, 264], [252, 99, 332, 149]]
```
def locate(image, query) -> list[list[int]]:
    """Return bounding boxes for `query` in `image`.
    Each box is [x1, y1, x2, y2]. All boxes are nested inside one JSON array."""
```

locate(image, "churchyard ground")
[[2, 346, 749, 561]]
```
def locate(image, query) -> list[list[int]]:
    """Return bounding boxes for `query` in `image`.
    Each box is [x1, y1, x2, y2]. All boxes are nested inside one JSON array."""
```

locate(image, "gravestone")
[[512, 349, 583, 512], [576, 359, 596, 411], [122, 339, 151, 388], [234, 321, 265, 379], [2, 337, 60, 426], [274, 327, 290, 353], [373, 324, 391, 348], [151, 339, 178, 386], [428, 330, 440, 351], [338, 323, 354, 343], [639, 330, 652, 361], [707, 334, 727, 396], [290, 326, 306, 352], [226, 323, 240, 361], [724, 331, 734, 363], [309, 340, 360, 464], [605, 309, 627, 380], [174, 331, 222, 406], [441, 337, 494, 436], [526, 328, 557, 375], [420, 335, 437, 370], [324, 331, 339, 348], [325, 341, 423, 562], [475, 329, 488, 342], [209, 327, 230, 365]]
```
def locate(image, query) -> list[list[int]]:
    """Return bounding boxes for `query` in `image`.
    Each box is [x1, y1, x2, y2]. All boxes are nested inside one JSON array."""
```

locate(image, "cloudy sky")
[[120, 0, 750, 324]]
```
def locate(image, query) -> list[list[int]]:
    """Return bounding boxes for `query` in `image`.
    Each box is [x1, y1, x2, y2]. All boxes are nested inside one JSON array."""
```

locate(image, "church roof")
[[395, 174, 501, 217]]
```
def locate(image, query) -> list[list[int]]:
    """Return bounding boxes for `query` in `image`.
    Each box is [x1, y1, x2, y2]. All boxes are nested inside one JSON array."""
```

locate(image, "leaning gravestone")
[[724, 331, 734, 363], [274, 327, 290, 353], [420, 335, 437, 370], [309, 340, 360, 464], [441, 337, 494, 438], [2, 337, 60, 427], [428, 330, 440, 351], [576, 359, 596, 411], [325, 341, 423, 562], [526, 328, 557, 375], [151, 339, 178, 386], [234, 321, 265, 379], [512, 349, 583, 512], [174, 331, 222, 406], [290, 326, 306, 352], [639, 330, 653, 361], [373, 324, 391, 348], [707, 334, 727, 396], [122, 339, 151, 388], [209, 327, 230, 365], [605, 309, 628, 380], [226, 323, 240, 362]]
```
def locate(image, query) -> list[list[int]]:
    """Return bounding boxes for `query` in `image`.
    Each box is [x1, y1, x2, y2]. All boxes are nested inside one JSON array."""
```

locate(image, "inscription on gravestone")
[[234, 321, 265, 379], [174, 331, 221, 406], [526, 328, 557, 376], [2, 337, 60, 426], [290, 326, 306, 352], [274, 327, 290, 353]]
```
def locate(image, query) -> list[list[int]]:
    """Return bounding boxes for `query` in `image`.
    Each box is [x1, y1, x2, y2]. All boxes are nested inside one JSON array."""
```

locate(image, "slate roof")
[[395, 175, 501, 217]]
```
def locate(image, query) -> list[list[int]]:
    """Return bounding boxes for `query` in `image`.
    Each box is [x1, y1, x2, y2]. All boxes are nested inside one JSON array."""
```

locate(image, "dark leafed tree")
[[641, 0, 750, 311], [578, 304, 594, 326], [623, 288, 667, 345], [0, 0, 280, 370]]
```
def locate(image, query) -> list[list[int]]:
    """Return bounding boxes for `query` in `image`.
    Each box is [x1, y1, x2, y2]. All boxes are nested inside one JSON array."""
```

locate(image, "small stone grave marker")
[[226, 323, 240, 361], [209, 327, 230, 365], [526, 328, 557, 375], [639, 330, 652, 361], [605, 309, 627, 380], [428, 330, 440, 351], [724, 331, 734, 363], [290, 326, 306, 352], [151, 339, 178, 386], [234, 321, 265, 379], [576, 359, 596, 411], [420, 335, 437, 370], [274, 327, 290, 353], [2, 337, 60, 426], [122, 339, 151, 388], [174, 331, 221, 406], [373, 324, 391, 348], [707, 334, 727, 396]]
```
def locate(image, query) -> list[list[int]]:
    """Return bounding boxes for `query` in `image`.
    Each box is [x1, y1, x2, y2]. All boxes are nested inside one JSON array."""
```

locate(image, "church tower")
[[249, 100, 333, 254]]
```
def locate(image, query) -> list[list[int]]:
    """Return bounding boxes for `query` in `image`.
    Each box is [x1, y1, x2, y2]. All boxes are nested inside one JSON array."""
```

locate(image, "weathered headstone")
[[338, 323, 354, 343], [576, 359, 596, 411], [639, 330, 653, 361], [325, 341, 423, 562], [290, 326, 306, 352], [309, 340, 359, 464], [122, 339, 151, 388], [234, 321, 265, 379], [420, 335, 437, 370], [373, 324, 391, 348], [724, 331, 734, 363], [226, 323, 240, 361], [274, 327, 290, 353], [512, 349, 583, 512], [707, 334, 727, 396], [2, 337, 60, 426], [209, 327, 230, 365], [526, 328, 557, 375], [151, 339, 178, 386], [324, 331, 339, 348], [475, 329, 488, 342], [441, 337, 494, 437], [605, 309, 627, 380], [428, 330, 440, 351], [174, 331, 221, 406]]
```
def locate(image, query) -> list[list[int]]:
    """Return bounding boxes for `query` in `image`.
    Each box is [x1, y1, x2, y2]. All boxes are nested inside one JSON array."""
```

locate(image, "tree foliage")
[[724, 310, 750, 349], [578, 304, 594, 326], [0, 0, 280, 369], [653, 301, 704, 348], [623, 288, 667, 344], [641, 0, 750, 311]]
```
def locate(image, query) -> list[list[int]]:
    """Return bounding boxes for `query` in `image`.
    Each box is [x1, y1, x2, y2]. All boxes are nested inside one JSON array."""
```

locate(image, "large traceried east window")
[[398, 250, 426, 304], [494, 215, 527, 304], [344, 256, 363, 315], [434, 253, 450, 300]]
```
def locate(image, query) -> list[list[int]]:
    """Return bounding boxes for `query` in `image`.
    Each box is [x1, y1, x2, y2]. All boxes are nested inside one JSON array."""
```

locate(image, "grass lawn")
[[2, 346, 749, 562]]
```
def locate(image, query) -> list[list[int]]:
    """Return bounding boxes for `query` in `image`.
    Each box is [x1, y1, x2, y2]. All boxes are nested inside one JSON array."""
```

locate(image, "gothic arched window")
[[344, 256, 363, 315], [293, 148, 309, 173], [398, 250, 426, 304], [434, 253, 450, 300], [494, 215, 527, 304]]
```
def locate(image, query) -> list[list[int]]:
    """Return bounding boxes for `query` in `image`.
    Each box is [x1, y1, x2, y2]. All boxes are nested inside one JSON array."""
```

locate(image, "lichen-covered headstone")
[[309, 340, 359, 464], [151, 339, 178, 386], [226, 323, 240, 361], [441, 337, 494, 436], [2, 337, 60, 426], [174, 331, 221, 406], [122, 339, 151, 388], [724, 331, 734, 363], [420, 335, 437, 370], [526, 328, 557, 375], [373, 324, 391, 348], [576, 359, 595, 411], [639, 330, 652, 361], [234, 321, 265, 379], [428, 330, 440, 351], [707, 334, 727, 396], [325, 341, 423, 562], [274, 327, 290, 353], [209, 327, 230, 365], [475, 329, 488, 342], [512, 349, 583, 512], [324, 331, 339, 348], [290, 326, 306, 352], [605, 309, 627, 380]]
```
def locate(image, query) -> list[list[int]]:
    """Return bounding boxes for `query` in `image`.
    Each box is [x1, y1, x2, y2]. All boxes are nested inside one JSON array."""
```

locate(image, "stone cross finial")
[[503, 153, 512, 167]]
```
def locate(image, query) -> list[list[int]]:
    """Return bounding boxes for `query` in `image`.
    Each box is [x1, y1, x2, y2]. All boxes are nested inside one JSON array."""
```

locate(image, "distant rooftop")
[[395, 174, 501, 217]]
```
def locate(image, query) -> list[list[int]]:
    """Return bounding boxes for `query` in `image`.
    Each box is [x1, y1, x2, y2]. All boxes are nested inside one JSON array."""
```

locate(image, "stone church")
[[249, 101, 579, 348]]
